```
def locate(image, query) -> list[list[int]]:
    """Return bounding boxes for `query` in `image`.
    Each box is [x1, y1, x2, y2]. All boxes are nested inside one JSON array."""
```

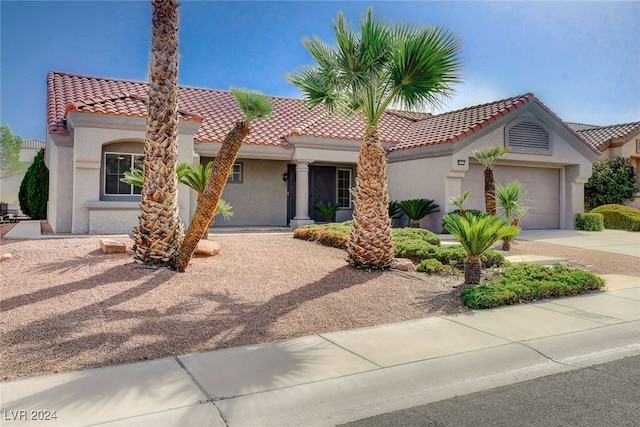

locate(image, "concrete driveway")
[[517, 229, 640, 258]]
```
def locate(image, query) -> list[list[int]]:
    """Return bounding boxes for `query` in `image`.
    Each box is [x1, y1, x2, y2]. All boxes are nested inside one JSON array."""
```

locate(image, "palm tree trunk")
[[484, 167, 497, 216], [134, 0, 183, 266], [464, 254, 482, 285], [347, 126, 394, 269], [501, 217, 519, 251], [176, 121, 250, 271], [411, 219, 420, 228]]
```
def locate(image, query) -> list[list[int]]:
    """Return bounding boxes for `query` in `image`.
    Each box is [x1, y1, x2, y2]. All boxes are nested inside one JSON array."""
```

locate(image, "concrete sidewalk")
[[2, 274, 639, 427]]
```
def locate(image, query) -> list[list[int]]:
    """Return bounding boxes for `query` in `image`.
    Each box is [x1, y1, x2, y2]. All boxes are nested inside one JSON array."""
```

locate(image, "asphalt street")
[[341, 354, 640, 427]]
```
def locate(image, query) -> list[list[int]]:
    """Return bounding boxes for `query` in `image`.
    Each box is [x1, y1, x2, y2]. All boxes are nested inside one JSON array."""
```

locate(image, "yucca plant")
[[398, 198, 440, 228], [176, 88, 273, 271], [472, 146, 510, 216], [443, 213, 520, 284], [312, 201, 341, 223], [448, 190, 471, 219], [495, 181, 528, 251]]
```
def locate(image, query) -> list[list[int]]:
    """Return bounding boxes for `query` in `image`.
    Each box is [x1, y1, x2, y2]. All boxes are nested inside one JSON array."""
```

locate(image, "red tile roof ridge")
[[427, 92, 534, 120], [578, 121, 640, 132]]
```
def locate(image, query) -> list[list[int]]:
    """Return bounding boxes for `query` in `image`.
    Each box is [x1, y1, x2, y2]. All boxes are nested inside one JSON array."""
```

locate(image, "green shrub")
[[416, 258, 453, 274], [311, 201, 341, 223], [585, 157, 639, 211], [18, 148, 48, 219], [441, 209, 487, 233], [590, 204, 640, 231], [575, 213, 604, 231], [293, 222, 350, 248], [461, 264, 605, 309], [392, 227, 441, 246]]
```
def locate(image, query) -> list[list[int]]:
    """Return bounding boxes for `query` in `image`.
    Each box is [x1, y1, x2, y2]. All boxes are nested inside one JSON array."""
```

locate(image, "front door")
[[309, 166, 336, 222]]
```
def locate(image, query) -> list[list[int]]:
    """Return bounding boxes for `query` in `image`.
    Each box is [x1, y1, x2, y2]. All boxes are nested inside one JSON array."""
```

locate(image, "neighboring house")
[[45, 71, 599, 234], [568, 121, 640, 208], [0, 139, 46, 216]]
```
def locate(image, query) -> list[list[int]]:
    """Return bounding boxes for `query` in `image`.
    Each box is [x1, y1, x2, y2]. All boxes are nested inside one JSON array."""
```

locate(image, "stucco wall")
[[201, 157, 289, 227]]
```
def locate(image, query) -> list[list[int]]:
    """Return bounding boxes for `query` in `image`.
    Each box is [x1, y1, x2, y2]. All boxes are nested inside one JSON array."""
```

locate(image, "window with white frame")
[[227, 163, 243, 183], [337, 168, 352, 208], [104, 153, 144, 195]]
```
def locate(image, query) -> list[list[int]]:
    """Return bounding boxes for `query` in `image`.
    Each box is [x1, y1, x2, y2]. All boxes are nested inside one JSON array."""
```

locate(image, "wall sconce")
[[282, 172, 289, 182], [457, 159, 466, 166]]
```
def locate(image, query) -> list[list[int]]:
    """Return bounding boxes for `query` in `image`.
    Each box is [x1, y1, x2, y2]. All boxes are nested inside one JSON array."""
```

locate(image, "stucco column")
[[290, 160, 314, 229]]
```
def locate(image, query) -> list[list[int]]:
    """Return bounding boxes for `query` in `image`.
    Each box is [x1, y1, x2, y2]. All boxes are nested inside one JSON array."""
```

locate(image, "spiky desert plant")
[[448, 190, 471, 218], [443, 213, 520, 284], [472, 146, 510, 216], [133, 0, 182, 266], [312, 201, 341, 223], [398, 198, 440, 228], [288, 8, 462, 269], [176, 88, 273, 271], [495, 181, 528, 251]]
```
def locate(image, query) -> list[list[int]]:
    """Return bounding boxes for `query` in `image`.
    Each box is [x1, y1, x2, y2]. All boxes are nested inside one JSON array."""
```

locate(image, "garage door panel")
[[461, 164, 560, 229]]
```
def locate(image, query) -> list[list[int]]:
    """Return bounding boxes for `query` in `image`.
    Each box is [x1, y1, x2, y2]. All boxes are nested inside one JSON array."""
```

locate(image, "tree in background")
[[585, 157, 639, 211], [0, 125, 26, 179], [472, 146, 510, 216], [18, 148, 48, 219], [397, 198, 440, 228], [134, 0, 183, 267], [288, 9, 462, 269], [176, 88, 273, 272]]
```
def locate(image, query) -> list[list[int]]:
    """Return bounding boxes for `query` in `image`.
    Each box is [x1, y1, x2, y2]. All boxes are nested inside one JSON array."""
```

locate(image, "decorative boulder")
[[1, 253, 12, 262], [392, 258, 415, 272], [99, 239, 126, 254], [195, 240, 221, 256]]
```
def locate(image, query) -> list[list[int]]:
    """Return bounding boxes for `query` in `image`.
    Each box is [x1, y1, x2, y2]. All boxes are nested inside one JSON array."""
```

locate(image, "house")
[[568, 121, 640, 208], [0, 138, 46, 216], [45, 71, 599, 234]]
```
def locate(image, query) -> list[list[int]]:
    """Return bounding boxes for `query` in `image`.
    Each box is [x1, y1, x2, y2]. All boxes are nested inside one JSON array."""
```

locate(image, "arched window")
[[505, 118, 551, 154]]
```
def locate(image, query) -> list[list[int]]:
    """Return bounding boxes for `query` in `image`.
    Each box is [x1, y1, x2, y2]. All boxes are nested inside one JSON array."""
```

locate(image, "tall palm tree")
[[288, 9, 462, 269], [443, 213, 520, 285], [472, 145, 510, 216], [133, 0, 182, 266], [176, 88, 272, 271], [495, 181, 528, 251]]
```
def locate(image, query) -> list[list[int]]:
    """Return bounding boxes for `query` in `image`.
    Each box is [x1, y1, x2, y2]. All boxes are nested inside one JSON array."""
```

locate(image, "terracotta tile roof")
[[388, 93, 600, 154], [566, 122, 600, 132], [22, 139, 45, 150], [569, 121, 640, 151], [46, 71, 598, 155]]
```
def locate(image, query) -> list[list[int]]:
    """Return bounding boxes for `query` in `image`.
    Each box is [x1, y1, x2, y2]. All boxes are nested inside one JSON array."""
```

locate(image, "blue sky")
[[1, 1, 639, 141]]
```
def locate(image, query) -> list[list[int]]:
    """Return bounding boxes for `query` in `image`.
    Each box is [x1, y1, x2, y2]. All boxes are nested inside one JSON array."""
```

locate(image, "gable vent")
[[507, 121, 550, 152]]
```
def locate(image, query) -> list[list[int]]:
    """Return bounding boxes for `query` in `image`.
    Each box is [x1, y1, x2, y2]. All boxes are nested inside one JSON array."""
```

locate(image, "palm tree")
[[495, 181, 528, 251], [288, 9, 462, 269], [448, 190, 471, 218], [176, 88, 273, 271], [398, 198, 440, 228], [443, 213, 520, 285], [472, 146, 510, 216], [133, 0, 182, 266]]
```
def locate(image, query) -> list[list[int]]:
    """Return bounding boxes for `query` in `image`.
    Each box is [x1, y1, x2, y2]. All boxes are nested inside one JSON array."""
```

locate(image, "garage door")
[[461, 164, 560, 229]]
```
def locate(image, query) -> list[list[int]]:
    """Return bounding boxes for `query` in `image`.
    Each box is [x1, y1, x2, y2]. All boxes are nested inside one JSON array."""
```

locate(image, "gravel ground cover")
[[1, 233, 637, 381]]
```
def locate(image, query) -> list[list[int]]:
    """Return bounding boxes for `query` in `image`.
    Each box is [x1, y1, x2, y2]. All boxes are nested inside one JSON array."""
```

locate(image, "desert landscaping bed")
[[1, 233, 638, 381]]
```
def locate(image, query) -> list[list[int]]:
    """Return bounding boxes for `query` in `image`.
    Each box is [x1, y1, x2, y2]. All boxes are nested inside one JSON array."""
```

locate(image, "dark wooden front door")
[[309, 166, 336, 222]]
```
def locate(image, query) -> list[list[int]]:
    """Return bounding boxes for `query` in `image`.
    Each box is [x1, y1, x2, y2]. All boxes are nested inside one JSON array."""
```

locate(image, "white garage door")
[[461, 164, 560, 229]]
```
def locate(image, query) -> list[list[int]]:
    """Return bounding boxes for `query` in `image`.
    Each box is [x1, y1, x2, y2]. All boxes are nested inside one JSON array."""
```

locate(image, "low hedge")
[[461, 264, 605, 309], [575, 213, 604, 231], [294, 221, 506, 272], [589, 204, 640, 231]]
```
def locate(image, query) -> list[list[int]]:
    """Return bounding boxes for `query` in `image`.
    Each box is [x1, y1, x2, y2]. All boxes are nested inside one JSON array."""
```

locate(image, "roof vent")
[[506, 120, 551, 153]]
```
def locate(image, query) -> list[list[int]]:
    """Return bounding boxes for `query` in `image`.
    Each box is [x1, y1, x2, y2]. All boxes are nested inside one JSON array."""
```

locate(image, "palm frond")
[[472, 145, 511, 168], [230, 87, 273, 123], [448, 190, 471, 210], [398, 198, 440, 220], [443, 213, 520, 256], [496, 181, 529, 221], [120, 165, 144, 188]]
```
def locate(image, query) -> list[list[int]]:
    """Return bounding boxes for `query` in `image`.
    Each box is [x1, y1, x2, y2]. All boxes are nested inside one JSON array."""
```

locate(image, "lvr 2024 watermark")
[[3, 410, 58, 421]]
